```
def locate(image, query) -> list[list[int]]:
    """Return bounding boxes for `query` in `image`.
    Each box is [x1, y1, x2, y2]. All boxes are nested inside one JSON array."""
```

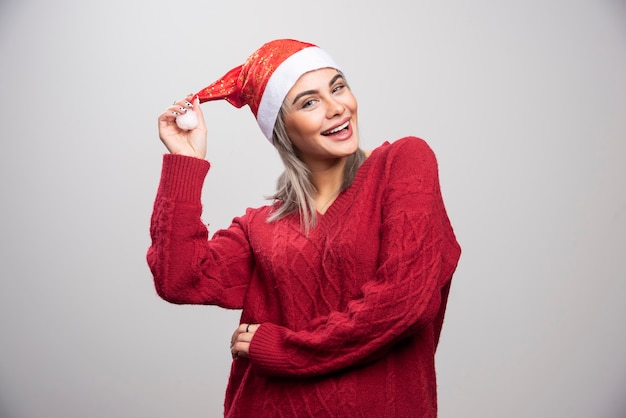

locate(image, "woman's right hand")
[[157, 94, 207, 159]]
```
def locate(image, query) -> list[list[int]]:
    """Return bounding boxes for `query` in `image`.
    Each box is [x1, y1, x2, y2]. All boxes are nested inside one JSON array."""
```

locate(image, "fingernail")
[[185, 101, 192, 107]]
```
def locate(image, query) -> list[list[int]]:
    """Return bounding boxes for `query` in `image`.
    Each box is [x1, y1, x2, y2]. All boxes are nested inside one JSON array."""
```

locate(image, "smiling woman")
[[282, 70, 358, 163], [148, 38, 461, 418], [276, 68, 362, 222]]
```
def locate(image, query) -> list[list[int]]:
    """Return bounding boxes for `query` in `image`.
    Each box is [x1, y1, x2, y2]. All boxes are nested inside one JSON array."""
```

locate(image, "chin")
[[345, 135, 361, 154]]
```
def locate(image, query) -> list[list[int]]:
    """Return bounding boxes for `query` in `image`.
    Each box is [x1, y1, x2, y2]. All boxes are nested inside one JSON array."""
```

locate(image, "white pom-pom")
[[176, 110, 198, 131]]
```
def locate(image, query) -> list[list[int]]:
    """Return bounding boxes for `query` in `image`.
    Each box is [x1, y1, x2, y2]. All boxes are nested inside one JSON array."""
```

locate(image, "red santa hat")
[[181, 39, 341, 143]]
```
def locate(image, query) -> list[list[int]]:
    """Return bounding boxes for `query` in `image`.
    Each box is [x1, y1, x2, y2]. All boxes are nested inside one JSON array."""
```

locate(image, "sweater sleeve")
[[248, 137, 461, 377], [146, 154, 255, 309]]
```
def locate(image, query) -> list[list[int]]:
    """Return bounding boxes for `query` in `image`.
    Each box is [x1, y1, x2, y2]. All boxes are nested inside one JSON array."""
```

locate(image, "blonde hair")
[[267, 104, 366, 233]]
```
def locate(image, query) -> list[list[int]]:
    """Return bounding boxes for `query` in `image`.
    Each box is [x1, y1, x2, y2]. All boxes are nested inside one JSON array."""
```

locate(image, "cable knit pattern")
[[147, 136, 461, 417]]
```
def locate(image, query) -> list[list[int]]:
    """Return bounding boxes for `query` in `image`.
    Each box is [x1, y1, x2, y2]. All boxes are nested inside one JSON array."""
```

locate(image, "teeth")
[[324, 121, 348, 135]]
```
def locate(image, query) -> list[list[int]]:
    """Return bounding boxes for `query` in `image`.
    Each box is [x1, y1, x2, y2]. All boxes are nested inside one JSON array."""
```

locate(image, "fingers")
[[170, 98, 194, 117], [191, 95, 206, 128], [157, 94, 207, 158], [230, 323, 260, 359], [157, 96, 194, 125], [231, 342, 250, 359], [244, 323, 260, 334], [230, 323, 259, 345]]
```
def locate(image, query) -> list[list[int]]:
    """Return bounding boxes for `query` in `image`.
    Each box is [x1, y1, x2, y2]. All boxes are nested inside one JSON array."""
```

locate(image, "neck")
[[310, 158, 346, 193], [309, 157, 347, 213]]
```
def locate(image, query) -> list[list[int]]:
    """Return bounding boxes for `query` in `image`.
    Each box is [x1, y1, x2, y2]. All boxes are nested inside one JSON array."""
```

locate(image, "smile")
[[322, 121, 349, 136]]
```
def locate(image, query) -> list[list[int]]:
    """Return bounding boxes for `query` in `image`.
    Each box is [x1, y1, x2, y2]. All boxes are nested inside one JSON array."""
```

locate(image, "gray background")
[[1, 1, 625, 417]]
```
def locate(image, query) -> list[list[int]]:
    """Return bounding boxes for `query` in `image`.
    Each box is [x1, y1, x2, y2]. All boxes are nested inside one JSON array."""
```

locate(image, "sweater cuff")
[[157, 154, 210, 202], [248, 323, 290, 376]]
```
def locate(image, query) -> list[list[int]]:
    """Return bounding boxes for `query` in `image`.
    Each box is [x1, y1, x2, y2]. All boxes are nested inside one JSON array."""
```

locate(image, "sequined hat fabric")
[[195, 39, 340, 143]]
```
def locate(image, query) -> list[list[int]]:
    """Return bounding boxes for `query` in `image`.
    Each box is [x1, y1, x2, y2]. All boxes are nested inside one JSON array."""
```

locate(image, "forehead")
[[288, 68, 341, 94]]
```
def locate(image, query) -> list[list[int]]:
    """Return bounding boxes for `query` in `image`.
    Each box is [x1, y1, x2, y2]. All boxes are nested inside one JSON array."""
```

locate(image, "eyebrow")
[[291, 73, 344, 105]]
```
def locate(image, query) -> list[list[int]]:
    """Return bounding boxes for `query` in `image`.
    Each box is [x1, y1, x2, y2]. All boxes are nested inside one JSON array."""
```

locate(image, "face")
[[282, 68, 359, 167]]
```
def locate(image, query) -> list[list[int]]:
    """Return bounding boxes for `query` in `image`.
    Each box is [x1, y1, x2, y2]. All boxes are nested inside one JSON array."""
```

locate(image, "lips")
[[322, 120, 349, 136]]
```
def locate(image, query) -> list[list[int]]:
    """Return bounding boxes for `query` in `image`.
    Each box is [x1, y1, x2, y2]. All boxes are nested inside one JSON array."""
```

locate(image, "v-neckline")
[[312, 144, 385, 225]]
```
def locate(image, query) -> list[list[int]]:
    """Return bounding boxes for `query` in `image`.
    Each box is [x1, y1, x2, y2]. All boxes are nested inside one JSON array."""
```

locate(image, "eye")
[[332, 84, 345, 94], [301, 98, 317, 109]]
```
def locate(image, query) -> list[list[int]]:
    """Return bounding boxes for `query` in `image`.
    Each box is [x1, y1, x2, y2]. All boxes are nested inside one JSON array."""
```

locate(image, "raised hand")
[[157, 94, 207, 159]]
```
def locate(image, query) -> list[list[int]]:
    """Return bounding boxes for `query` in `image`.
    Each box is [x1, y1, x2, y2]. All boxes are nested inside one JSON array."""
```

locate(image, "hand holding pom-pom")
[[158, 95, 206, 159], [176, 110, 199, 131]]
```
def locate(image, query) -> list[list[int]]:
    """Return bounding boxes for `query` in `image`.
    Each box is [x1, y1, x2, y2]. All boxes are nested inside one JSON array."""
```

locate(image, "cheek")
[[284, 115, 304, 138], [285, 121, 304, 142], [348, 95, 358, 113], [288, 114, 320, 138]]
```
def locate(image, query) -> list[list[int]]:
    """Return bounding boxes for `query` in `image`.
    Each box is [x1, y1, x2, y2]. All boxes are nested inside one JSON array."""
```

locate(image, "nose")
[[326, 97, 345, 118]]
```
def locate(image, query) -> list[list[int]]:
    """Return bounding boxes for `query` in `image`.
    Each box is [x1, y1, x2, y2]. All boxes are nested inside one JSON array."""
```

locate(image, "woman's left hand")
[[230, 323, 260, 359]]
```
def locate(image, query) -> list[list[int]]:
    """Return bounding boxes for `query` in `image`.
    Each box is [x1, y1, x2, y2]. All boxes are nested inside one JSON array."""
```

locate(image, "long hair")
[[266, 103, 366, 233]]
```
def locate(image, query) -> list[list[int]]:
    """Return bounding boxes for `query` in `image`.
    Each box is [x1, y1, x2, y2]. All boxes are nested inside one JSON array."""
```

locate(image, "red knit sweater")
[[148, 136, 461, 417]]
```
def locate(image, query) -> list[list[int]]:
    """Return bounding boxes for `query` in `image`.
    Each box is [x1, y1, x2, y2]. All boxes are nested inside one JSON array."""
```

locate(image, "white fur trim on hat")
[[256, 47, 341, 143]]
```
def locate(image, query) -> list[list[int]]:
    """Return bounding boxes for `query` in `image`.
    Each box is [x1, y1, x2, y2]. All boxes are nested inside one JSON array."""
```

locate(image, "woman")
[[148, 39, 461, 417]]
